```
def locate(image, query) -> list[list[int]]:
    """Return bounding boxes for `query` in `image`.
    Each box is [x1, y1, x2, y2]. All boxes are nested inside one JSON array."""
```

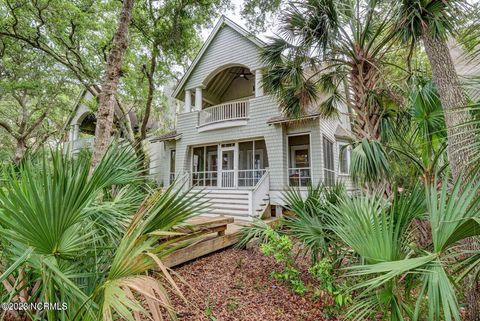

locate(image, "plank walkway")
[[162, 216, 274, 267]]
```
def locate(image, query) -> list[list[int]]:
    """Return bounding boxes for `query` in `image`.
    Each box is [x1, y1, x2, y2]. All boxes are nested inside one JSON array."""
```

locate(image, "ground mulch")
[[165, 247, 338, 321]]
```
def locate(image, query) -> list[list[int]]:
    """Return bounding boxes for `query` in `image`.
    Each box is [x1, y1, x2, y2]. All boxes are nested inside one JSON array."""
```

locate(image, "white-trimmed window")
[[323, 137, 335, 186], [338, 142, 351, 175], [287, 134, 311, 187], [169, 149, 176, 183]]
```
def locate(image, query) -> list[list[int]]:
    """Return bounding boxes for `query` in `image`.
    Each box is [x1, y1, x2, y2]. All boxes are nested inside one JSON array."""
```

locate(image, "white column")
[[73, 124, 80, 141], [184, 89, 192, 113], [255, 69, 264, 97], [195, 87, 203, 111], [69, 126, 75, 142]]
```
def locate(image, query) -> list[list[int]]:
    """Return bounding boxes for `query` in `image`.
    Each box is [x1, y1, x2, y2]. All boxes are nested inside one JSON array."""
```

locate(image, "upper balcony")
[[197, 100, 249, 132], [179, 65, 264, 131]]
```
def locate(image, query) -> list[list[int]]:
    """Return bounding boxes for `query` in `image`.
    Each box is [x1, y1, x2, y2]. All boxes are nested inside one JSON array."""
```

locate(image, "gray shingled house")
[[149, 16, 354, 221]]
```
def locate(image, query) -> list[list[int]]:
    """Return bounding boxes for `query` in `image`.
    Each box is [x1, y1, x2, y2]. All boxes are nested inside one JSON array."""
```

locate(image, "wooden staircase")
[[189, 188, 270, 220]]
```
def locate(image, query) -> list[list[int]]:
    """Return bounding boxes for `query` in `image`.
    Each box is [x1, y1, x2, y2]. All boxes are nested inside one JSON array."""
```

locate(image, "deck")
[[162, 216, 274, 267]]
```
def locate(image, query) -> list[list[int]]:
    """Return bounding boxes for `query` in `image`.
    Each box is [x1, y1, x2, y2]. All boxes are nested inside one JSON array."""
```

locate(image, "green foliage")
[[350, 139, 391, 186], [0, 146, 202, 320], [282, 183, 347, 262], [260, 228, 307, 294], [309, 259, 351, 313], [236, 218, 277, 249], [0, 39, 77, 163]]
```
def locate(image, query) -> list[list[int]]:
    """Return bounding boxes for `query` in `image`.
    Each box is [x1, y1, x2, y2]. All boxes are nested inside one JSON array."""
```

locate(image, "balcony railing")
[[198, 100, 249, 127], [288, 167, 312, 187]]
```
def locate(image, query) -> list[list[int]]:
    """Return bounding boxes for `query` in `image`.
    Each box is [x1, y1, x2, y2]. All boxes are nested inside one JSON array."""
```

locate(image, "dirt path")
[[167, 247, 337, 321]]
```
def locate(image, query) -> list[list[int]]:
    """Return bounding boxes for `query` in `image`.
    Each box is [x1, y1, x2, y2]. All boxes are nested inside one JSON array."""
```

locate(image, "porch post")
[[69, 125, 75, 142], [234, 142, 239, 188], [217, 144, 222, 188], [73, 124, 80, 141], [254, 69, 263, 97], [184, 89, 192, 113], [195, 87, 203, 111]]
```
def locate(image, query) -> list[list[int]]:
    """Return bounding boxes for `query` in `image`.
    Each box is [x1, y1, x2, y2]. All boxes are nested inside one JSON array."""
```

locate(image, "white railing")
[[221, 170, 235, 188], [198, 100, 249, 127], [238, 169, 267, 187], [192, 171, 218, 187], [190, 168, 269, 189], [288, 167, 312, 187], [250, 169, 270, 217]]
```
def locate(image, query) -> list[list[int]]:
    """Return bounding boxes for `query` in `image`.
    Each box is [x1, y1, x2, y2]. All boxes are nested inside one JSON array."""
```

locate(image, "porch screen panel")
[[254, 140, 268, 185], [205, 145, 218, 186], [192, 147, 205, 186], [238, 141, 253, 187], [323, 137, 335, 186]]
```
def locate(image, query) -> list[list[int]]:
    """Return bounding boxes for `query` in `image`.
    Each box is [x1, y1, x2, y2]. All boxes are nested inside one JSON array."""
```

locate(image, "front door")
[[220, 147, 236, 187]]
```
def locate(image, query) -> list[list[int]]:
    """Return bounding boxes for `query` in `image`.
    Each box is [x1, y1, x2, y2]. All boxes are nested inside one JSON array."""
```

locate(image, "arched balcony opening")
[[193, 65, 263, 130], [202, 65, 255, 108]]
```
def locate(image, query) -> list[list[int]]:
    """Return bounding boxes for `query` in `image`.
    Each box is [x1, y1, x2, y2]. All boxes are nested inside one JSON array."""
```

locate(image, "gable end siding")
[[183, 25, 263, 91]]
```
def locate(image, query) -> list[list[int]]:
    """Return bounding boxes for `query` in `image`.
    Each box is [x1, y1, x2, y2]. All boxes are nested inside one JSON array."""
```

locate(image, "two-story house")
[[150, 16, 354, 221]]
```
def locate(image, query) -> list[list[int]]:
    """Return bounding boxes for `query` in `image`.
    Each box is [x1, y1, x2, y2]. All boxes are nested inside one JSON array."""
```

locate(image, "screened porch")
[[191, 139, 269, 189]]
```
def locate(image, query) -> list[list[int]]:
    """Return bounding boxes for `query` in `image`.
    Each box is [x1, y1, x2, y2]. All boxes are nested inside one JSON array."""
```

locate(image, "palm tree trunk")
[[422, 33, 480, 321], [91, 0, 134, 168], [422, 33, 476, 180]]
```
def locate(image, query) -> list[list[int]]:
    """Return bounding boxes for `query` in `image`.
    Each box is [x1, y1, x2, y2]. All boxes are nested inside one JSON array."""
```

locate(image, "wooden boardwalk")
[[162, 216, 265, 267]]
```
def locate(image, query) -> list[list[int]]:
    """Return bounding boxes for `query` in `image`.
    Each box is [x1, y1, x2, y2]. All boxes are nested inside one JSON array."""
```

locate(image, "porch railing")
[[288, 167, 312, 187], [198, 100, 249, 127], [192, 171, 218, 187], [250, 169, 270, 217], [238, 169, 267, 187], [191, 168, 267, 188]]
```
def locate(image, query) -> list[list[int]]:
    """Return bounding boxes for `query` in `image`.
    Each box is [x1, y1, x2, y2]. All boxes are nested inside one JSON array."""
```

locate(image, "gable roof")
[[172, 15, 266, 100]]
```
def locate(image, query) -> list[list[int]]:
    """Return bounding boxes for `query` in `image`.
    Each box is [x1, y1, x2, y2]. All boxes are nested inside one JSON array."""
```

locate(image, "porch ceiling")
[[204, 66, 249, 104]]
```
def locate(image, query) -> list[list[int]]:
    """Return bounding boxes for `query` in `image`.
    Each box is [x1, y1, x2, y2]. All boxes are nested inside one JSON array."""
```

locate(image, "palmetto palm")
[[327, 177, 480, 321], [0, 147, 200, 320], [261, 0, 400, 141], [385, 78, 448, 186]]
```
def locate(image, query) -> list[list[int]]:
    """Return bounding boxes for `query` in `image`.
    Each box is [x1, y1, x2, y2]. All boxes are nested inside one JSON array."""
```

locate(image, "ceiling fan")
[[230, 68, 253, 80]]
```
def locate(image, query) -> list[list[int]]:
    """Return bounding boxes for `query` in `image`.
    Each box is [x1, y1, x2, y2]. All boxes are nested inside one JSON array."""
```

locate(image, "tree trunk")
[[422, 33, 480, 321], [13, 138, 27, 165], [422, 33, 476, 180], [133, 48, 157, 171], [91, 0, 135, 168]]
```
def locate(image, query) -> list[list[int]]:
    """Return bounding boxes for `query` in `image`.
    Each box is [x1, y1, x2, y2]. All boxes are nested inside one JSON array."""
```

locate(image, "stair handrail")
[[252, 168, 269, 191], [251, 169, 270, 217]]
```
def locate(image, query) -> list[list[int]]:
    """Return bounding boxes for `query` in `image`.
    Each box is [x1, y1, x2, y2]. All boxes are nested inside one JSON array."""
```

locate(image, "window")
[[288, 134, 311, 187], [169, 150, 176, 184], [338, 143, 350, 175], [323, 137, 335, 186]]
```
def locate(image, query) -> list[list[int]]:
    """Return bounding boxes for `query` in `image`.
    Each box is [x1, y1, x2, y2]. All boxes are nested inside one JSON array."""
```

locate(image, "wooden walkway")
[[162, 216, 263, 267]]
